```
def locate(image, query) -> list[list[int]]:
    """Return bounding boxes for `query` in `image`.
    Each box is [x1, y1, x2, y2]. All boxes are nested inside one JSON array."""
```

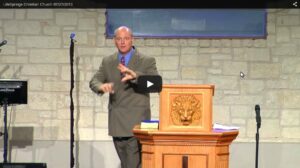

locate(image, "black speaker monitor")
[[0, 163, 46, 168], [0, 79, 27, 105]]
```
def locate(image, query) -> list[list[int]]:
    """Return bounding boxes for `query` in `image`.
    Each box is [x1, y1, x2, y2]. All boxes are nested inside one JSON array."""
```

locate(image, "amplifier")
[[0, 163, 47, 168]]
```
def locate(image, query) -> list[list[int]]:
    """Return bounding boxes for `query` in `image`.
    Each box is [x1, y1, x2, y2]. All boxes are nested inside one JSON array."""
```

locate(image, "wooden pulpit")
[[133, 84, 238, 168]]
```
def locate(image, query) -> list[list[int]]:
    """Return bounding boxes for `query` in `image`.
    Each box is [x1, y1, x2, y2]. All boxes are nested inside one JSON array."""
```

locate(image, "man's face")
[[114, 29, 133, 55]]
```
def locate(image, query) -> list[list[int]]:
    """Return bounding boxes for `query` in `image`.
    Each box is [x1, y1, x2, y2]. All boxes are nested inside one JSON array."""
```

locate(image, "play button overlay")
[[147, 81, 153, 88], [137, 75, 162, 93]]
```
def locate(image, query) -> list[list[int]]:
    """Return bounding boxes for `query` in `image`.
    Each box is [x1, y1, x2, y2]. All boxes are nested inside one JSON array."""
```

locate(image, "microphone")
[[255, 104, 261, 129], [0, 40, 7, 47]]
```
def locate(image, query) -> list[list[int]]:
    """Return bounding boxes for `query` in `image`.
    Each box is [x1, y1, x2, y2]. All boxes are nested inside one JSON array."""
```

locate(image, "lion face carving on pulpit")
[[171, 95, 201, 126]]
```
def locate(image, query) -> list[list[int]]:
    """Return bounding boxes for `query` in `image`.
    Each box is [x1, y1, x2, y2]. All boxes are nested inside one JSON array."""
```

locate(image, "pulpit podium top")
[[133, 125, 239, 144]]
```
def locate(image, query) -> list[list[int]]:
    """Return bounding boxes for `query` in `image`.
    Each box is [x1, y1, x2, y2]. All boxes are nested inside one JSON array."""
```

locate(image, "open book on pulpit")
[[140, 120, 159, 129]]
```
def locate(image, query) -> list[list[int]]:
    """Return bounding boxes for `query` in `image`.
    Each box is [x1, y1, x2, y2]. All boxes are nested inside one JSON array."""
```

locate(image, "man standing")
[[89, 26, 159, 168]]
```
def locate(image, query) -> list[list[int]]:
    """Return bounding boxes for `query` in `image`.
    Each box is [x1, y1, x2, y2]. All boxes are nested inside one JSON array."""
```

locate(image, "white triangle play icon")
[[147, 81, 153, 88]]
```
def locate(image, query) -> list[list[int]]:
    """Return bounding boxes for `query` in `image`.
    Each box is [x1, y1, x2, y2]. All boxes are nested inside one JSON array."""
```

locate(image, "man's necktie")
[[120, 56, 125, 77], [120, 56, 125, 66]]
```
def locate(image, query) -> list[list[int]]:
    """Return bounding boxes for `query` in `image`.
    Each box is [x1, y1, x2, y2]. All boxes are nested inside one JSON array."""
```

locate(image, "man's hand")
[[118, 63, 137, 82], [99, 83, 114, 94]]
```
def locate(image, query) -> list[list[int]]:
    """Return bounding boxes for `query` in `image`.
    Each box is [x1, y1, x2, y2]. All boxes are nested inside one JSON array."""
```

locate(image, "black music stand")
[[0, 79, 27, 163]]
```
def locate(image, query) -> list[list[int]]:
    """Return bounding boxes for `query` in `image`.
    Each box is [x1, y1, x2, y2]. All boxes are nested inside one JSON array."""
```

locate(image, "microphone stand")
[[69, 33, 75, 168], [255, 121, 260, 168], [0, 43, 9, 163], [2, 98, 8, 163]]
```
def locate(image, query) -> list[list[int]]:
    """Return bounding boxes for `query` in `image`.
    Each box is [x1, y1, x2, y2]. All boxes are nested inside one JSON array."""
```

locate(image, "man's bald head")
[[114, 26, 133, 37], [114, 26, 134, 55]]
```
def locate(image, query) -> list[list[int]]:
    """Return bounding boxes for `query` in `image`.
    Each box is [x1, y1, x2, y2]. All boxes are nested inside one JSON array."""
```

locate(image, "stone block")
[[168, 39, 180, 46], [0, 56, 27, 64], [288, 74, 300, 89], [155, 56, 179, 70], [139, 47, 162, 56], [223, 61, 248, 75], [44, 81, 69, 92], [181, 66, 206, 79], [27, 9, 53, 19], [34, 126, 58, 140], [22, 64, 58, 76], [145, 39, 156, 46], [30, 49, 69, 63], [199, 40, 210, 47], [13, 110, 39, 123], [29, 77, 43, 91], [282, 57, 300, 73], [78, 47, 116, 56], [198, 48, 220, 53], [78, 108, 94, 127], [217, 95, 264, 105], [240, 80, 265, 94], [187, 39, 199, 46], [44, 26, 60, 35], [276, 27, 290, 42], [277, 15, 300, 26], [247, 119, 280, 138], [15, 9, 26, 19], [211, 39, 221, 47], [250, 63, 280, 78], [180, 54, 199, 66], [282, 127, 300, 138], [94, 128, 111, 140], [163, 47, 179, 55], [208, 76, 238, 90], [211, 53, 232, 60], [291, 27, 300, 38], [61, 65, 85, 81], [78, 18, 96, 30], [271, 44, 297, 56], [281, 109, 300, 126], [0, 45, 16, 55], [265, 90, 284, 108], [231, 118, 246, 125], [95, 112, 108, 128], [230, 105, 251, 118], [17, 36, 61, 48], [220, 39, 231, 47], [161, 71, 179, 79], [241, 39, 253, 47], [266, 80, 289, 89], [29, 92, 57, 110], [56, 12, 78, 25], [231, 39, 241, 47], [57, 108, 70, 120], [267, 22, 276, 34], [158, 39, 169, 47], [234, 48, 270, 61], [267, 35, 276, 47], [0, 10, 14, 19], [213, 105, 230, 124], [4, 21, 41, 35], [253, 39, 267, 47], [283, 90, 300, 108], [207, 68, 222, 75], [77, 128, 94, 140]]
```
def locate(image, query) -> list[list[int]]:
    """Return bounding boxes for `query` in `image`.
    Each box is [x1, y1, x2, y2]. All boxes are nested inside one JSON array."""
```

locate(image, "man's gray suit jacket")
[[90, 48, 159, 137]]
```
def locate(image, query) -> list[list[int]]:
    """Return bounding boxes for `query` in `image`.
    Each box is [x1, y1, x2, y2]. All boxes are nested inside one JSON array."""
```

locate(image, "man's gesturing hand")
[[118, 63, 137, 82], [99, 83, 114, 94]]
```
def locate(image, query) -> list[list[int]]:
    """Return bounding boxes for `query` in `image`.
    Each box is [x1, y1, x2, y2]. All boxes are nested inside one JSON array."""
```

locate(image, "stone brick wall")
[[0, 9, 300, 142]]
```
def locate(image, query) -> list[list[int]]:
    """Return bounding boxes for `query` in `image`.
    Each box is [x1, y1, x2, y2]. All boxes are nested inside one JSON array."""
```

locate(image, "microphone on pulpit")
[[0, 40, 7, 47], [255, 104, 261, 129], [255, 104, 261, 168]]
